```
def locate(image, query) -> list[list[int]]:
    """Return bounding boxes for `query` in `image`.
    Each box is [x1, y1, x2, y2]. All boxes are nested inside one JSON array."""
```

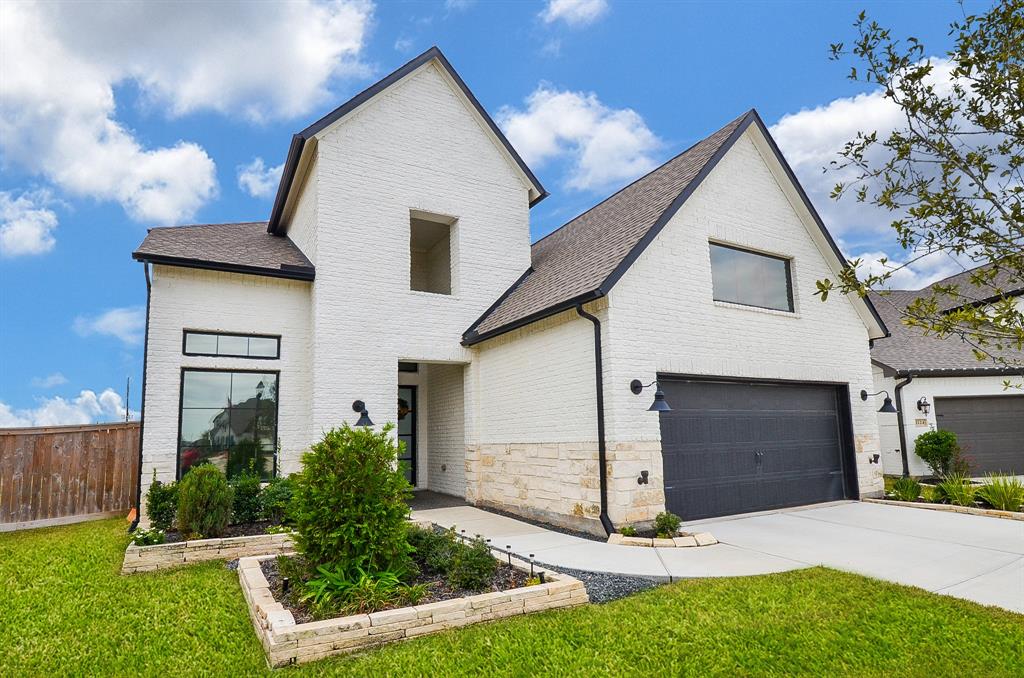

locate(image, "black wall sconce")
[[630, 379, 671, 412], [637, 470, 650, 485], [352, 400, 374, 427], [860, 389, 897, 414], [916, 397, 931, 415], [869, 454, 880, 464]]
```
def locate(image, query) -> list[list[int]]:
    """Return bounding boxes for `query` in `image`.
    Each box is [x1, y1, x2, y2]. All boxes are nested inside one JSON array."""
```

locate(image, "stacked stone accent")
[[121, 533, 294, 574], [238, 554, 589, 667]]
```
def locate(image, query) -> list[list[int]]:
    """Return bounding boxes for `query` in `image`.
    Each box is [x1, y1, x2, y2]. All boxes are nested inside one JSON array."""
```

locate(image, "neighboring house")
[[870, 265, 1024, 477], [133, 47, 888, 534]]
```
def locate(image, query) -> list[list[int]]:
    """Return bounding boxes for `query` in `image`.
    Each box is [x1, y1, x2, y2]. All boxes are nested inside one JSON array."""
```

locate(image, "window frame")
[[176, 367, 281, 481], [709, 241, 795, 313], [182, 330, 281, 360]]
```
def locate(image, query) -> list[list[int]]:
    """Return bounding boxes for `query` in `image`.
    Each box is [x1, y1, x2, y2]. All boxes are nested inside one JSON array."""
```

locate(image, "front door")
[[397, 386, 417, 485]]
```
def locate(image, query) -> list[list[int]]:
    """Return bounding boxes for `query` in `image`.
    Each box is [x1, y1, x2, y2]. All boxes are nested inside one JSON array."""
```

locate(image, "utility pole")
[[125, 376, 131, 422]]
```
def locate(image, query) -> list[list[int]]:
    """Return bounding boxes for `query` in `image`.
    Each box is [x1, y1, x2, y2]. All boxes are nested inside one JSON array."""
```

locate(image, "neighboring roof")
[[267, 46, 547, 234], [463, 109, 888, 345], [133, 222, 315, 281], [925, 261, 1024, 312]]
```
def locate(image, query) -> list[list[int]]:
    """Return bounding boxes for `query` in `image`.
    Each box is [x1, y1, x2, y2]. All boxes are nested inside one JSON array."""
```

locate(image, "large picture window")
[[178, 369, 278, 480], [183, 330, 280, 359], [709, 242, 794, 312]]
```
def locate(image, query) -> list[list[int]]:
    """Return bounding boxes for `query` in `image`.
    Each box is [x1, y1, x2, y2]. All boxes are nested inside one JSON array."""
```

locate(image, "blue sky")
[[0, 0, 981, 425]]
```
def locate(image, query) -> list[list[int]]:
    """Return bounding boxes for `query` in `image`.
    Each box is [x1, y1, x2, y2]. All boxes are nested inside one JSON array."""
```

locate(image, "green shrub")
[[914, 430, 961, 477], [130, 527, 166, 546], [890, 477, 922, 502], [302, 565, 424, 616], [618, 525, 638, 537], [230, 462, 263, 524], [261, 475, 295, 524], [654, 511, 682, 538], [936, 473, 976, 507], [408, 525, 456, 574], [145, 470, 177, 531], [976, 474, 1024, 512], [921, 484, 942, 503], [177, 465, 233, 538], [292, 424, 413, 577], [447, 536, 498, 590]]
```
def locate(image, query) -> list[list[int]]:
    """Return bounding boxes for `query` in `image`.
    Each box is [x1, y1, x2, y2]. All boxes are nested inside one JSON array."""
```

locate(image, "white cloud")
[[394, 36, 415, 53], [445, 0, 476, 11], [0, 389, 135, 428], [237, 158, 285, 199], [0, 0, 374, 225], [498, 85, 661, 192], [0, 191, 58, 257], [846, 249, 970, 290], [540, 0, 608, 26], [31, 373, 68, 389], [73, 307, 145, 346]]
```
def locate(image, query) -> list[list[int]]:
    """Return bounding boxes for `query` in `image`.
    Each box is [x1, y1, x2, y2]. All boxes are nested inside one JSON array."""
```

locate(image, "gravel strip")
[[534, 561, 661, 603]]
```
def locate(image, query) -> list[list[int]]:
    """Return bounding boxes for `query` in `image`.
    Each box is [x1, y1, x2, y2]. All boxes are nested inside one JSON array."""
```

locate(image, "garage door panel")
[[934, 396, 1024, 475]]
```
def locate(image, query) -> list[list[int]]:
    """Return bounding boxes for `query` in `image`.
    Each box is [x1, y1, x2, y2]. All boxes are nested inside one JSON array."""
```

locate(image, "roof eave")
[[462, 289, 603, 346], [132, 252, 315, 282]]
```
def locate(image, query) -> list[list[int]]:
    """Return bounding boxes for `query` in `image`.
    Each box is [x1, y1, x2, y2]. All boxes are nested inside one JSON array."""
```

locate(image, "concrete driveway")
[[690, 501, 1024, 613]]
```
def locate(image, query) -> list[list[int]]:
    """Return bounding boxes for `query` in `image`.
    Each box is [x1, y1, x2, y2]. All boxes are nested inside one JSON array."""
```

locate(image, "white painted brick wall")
[[285, 153, 319, 265], [140, 266, 313, 488], [604, 130, 884, 498], [424, 363, 466, 496]]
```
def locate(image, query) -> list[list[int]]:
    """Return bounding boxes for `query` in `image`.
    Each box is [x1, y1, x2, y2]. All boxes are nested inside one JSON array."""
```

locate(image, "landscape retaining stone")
[[121, 532, 295, 574]]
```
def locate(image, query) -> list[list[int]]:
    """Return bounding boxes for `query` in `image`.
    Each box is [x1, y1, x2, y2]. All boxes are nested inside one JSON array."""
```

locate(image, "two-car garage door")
[[658, 377, 857, 521]]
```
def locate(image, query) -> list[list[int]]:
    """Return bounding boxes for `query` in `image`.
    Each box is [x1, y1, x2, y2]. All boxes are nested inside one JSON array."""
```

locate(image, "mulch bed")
[[260, 556, 531, 624], [163, 520, 277, 544]]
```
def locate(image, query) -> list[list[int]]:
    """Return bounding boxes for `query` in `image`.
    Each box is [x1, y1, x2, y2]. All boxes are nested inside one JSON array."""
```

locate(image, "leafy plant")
[[408, 525, 457, 574], [936, 473, 976, 507], [176, 465, 233, 538], [890, 477, 922, 502], [914, 431, 962, 478], [266, 524, 294, 535], [130, 527, 166, 546], [618, 526, 638, 537], [447, 536, 498, 591], [260, 475, 295, 524], [976, 474, 1024, 512], [302, 565, 424, 616], [921, 484, 942, 503], [292, 424, 413, 577], [654, 511, 682, 538], [230, 461, 263, 524], [145, 470, 177, 531], [525, 576, 542, 586]]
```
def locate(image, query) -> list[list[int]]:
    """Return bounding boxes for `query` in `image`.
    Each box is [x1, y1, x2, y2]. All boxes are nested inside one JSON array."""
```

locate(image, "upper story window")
[[183, 330, 280, 359], [709, 242, 794, 312], [410, 211, 456, 295]]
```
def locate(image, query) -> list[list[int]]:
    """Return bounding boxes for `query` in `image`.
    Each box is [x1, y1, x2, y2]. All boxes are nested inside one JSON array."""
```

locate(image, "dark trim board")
[[132, 252, 315, 281]]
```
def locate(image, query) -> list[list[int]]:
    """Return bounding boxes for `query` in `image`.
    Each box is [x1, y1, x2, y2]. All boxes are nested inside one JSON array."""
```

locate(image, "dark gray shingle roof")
[[925, 261, 1024, 311], [133, 221, 314, 280], [464, 111, 750, 343]]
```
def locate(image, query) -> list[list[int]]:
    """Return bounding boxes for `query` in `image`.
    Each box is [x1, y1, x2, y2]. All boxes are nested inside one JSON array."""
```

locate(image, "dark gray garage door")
[[658, 378, 854, 521], [934, 395, 1024, 475]]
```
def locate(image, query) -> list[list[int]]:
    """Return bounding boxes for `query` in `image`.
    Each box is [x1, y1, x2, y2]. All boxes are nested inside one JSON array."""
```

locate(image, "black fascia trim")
[[461, 267, 534, 343], [182, 330, 282, 360], [267, 46, 547, 234], [132, 252, 315, 281], [657, 372, 852, 388], [892, 366, 1024, 378], [462, 289, 603, 346]]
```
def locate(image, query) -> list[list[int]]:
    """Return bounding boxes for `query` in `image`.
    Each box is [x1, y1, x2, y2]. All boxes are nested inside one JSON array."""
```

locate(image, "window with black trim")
[[183, 330, 280, 359], [178, 369, 278, 480], [710, 242, 794, 312]]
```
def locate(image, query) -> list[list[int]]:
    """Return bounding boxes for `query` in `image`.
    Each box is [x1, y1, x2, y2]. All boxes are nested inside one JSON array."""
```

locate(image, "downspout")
[[894, 374, 914, 478], [575, 304, 614, 536], [128, 263, 152, 532]]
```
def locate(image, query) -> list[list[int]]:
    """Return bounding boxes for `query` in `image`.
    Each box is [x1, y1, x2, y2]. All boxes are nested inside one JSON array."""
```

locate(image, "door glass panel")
[[397, 387, 415, 485]]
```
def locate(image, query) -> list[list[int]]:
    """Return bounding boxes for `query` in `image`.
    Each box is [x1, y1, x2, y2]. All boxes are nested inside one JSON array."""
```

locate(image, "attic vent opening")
[[410, 211, 456, 295]]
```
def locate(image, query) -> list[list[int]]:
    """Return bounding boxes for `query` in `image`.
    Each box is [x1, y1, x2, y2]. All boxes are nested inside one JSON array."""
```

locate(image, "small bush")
[[177, 465, 233, 538], [292, 424, 412, 576], [261, 475, 295, 524], [408, 525, 457, 574], [654, 511, 682, 538], [976, 474, 1024, 512], [302, 565, 424, 616], [921, 484, 942, 503], [936, 473, 976, 507], [447, 536, 498, 590], [890, 477, 922, 502], [230, 462, 263, 524], [619, 525, 638, 537], [130, 527, 166, 546], [145, 470, 177, 531], [914, 430, 961, 477]]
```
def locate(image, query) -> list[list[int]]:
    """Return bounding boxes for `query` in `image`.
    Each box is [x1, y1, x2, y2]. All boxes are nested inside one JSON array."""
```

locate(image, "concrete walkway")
[[412, 501, 1023, 613]]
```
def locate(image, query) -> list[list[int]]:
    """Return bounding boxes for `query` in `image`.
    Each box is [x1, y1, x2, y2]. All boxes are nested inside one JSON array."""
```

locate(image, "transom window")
[[178, 369, 278, 480], [709, 242, 794, 312], [183, 330, 280, 359]]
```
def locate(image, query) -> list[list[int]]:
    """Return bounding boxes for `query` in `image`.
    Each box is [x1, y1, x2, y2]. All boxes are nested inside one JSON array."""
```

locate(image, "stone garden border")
[[238, 552, 589, 667], [864, 497, 1024, 521], [607, 532, 718, 547], [121, 532, 294, 574]]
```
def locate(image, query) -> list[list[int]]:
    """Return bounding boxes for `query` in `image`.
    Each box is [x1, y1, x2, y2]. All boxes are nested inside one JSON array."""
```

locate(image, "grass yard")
[[1, 519, 1022, 677]]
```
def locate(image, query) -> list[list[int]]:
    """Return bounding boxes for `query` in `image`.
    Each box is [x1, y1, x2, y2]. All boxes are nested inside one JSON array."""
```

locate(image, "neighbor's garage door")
[[658, 378, 854, 521], [934, 395, 1024, 475]]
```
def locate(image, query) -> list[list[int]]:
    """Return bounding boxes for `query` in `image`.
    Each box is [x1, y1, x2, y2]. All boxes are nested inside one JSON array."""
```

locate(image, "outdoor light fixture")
[[630, 379, 672, 412], [916, 397, 931, 415], [352, 400, 374, 427], [860, 389, 897, 414]]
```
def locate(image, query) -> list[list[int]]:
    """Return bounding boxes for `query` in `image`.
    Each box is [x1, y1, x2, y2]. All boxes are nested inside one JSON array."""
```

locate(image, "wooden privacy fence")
[[0, 422, 140, 530]]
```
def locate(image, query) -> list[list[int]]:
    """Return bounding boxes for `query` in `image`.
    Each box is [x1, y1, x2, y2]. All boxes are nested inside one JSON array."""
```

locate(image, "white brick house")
[[134, 47, 889, 534]]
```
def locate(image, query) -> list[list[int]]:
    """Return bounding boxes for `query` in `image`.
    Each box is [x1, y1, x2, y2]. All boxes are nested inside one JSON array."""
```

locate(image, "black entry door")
[[659, 378, 851, 520], [397, 386, 417, 485], [935, 395, 1024, 475]]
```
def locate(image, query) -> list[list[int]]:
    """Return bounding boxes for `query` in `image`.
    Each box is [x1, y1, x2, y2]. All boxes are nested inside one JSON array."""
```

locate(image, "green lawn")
[[2, 519, 1021, 677]]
